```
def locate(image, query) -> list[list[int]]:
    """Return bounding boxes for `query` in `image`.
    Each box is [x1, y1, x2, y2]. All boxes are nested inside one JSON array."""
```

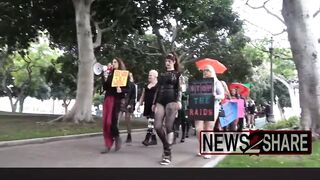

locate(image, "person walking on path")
[[137, 70, 159, 146], [152, 52, 183, 165], [195, 65, 224, 159], [120, 72, 137, 143], [100, 58, 129, 154]]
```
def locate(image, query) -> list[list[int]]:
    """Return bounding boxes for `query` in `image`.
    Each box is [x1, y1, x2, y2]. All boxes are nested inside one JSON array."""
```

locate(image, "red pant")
[[103, 96, 115, 149]]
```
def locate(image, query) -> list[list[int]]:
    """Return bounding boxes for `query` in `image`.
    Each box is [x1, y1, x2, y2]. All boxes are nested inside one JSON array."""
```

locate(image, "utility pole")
[[269, 37, 275, 122]]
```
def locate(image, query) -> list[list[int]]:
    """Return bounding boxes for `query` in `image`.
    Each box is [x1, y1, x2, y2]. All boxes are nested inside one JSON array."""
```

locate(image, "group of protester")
[[98, 52, 258, 165]]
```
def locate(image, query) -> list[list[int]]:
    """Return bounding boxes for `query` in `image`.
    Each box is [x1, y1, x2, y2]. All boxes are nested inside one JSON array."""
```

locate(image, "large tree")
[[0, 0, 147, 122], [244, 0, 320, 136], [282, 0, 320, 135]]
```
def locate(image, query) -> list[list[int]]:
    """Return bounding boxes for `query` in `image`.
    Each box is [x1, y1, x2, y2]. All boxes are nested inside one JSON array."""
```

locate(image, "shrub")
[[263, 116, 299, 130]]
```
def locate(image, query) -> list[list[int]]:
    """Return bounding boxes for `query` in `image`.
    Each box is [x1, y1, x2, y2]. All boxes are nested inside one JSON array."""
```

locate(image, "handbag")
[[219, 107, 225, 117]]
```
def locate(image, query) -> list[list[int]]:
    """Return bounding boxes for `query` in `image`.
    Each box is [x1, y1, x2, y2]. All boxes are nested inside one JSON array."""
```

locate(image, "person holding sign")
[[100, 58, 129, 154], [195, 65, 224, 159], [152, 52, 182, 165]]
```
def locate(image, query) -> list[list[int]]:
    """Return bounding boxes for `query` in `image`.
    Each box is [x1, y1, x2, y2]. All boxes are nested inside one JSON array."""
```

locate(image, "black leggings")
[[174, 109, 190, 138], [154, 102, 178, 150]]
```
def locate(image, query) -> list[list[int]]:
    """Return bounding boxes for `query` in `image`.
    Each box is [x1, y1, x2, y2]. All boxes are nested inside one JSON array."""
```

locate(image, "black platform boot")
[[148, 134, 157, 145], [142, 133, 151, 146], [126, 133, 132, 143]]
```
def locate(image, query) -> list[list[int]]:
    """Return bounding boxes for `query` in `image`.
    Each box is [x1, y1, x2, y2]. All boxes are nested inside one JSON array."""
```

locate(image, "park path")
[[0, 131, 222, 167]]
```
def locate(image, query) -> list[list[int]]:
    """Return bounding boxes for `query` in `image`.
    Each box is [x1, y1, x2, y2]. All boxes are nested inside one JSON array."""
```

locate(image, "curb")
[[0, 128, 147, 148], [202, 155, 226, 168]]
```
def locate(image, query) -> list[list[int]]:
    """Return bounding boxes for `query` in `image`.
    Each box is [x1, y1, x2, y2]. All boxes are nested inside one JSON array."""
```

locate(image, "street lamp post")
[[268, 37, 275, 122]]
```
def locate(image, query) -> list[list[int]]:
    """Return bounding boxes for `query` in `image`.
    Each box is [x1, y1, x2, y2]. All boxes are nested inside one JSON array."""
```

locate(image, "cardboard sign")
[[112, 70, 129, 87], [187, 78, 215, 121], [219, 102, 238, 127]]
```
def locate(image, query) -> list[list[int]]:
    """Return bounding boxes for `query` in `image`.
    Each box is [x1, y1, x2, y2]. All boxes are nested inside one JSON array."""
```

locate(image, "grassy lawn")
[[216, 141, 320, 167], [0, 113, 147, 141]]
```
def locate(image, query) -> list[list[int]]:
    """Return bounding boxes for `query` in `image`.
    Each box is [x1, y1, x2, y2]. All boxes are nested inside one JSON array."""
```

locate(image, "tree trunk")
[[18, 97, 25, 113], [64, 0, 95, 123], [8, 96, 18, 113], [63, 98, 71, 114], [282, 0, 320, 134]]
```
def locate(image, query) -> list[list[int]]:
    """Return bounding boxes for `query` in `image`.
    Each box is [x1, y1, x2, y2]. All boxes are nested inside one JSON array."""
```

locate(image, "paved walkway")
[[0, 131, 223, 168]]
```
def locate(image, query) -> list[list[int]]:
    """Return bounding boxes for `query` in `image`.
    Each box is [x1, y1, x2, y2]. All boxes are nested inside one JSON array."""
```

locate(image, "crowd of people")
[[98, 52, 263, 165]]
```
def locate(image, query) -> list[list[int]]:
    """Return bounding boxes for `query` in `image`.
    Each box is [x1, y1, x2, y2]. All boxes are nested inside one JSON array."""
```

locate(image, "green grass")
[[216, 141, 320, 167], [0, 114, 147, 141]]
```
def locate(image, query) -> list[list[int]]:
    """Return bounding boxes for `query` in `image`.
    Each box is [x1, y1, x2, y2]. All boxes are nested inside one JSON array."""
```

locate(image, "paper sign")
[[219, 102, 238, 127], [112, 70, 129, 87], [230, 99, 245, 118]]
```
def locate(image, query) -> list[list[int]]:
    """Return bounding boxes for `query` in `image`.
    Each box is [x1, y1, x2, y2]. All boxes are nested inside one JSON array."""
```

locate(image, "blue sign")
[[219, 102, 238, 127]]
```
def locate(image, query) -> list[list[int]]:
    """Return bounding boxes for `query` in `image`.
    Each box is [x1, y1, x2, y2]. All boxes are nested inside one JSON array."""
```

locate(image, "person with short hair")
[[137, 70, 158, 146]]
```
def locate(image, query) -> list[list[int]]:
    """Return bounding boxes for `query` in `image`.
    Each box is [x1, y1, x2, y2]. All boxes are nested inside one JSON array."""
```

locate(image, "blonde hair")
[[203, 65, 217, 78], [149, 69, 158, 77], [220, 80, 230, 97]]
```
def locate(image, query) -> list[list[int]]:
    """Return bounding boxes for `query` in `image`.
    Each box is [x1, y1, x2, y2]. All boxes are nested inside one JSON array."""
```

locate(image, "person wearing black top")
[[120, 72, 137, 143], [137, 70, 158, 146], [100, 58, 129, 154], [152, 52, 182, 165]]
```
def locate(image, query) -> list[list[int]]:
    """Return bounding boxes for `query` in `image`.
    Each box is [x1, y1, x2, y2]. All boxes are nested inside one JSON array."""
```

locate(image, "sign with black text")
[[187, 78, 215, 121], [200, 130, 312, 155]]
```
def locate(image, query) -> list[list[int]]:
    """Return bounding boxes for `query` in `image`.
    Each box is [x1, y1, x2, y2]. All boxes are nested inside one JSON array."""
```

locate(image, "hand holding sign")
[[112, 70, 129, 87], [116, 86, 122, 93]]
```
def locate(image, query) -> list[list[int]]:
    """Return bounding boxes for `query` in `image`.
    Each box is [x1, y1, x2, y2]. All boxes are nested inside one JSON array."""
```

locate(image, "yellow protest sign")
[[112, 70, 129, 87]]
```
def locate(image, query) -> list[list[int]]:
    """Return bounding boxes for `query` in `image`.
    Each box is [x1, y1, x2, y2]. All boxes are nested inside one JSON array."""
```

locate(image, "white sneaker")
[[160, 157, 171, 165]]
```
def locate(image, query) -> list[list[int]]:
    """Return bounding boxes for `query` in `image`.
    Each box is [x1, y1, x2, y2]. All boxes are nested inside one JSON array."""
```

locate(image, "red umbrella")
[[228, 82, 250, 97], [195, 58, 227, 74]]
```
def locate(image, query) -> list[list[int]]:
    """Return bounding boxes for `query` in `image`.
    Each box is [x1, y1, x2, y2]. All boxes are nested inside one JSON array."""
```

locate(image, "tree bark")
[[18, 97, 25, 113], [282, 0, 320, 134], [8, 96, 18, 112], [64, 0, 95, 123]]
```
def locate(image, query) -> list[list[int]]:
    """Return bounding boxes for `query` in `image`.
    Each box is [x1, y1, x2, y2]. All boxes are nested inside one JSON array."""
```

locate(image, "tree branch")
[[243, 19, 287, 36], [170, 20, 180, 50], [93, 20, 118, 48], [154, 29, 167, 55], [246, 0, 285, 25], [313, 8, 320, 18]]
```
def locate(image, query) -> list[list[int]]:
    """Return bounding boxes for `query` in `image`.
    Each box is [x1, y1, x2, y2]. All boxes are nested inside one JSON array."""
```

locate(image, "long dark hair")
[[114, 57, 126, 70], [165, 52, 181, 72]]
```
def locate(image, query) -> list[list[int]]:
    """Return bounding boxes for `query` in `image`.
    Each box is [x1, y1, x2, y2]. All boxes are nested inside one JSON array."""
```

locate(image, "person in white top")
[[195, 64, 225, 159]]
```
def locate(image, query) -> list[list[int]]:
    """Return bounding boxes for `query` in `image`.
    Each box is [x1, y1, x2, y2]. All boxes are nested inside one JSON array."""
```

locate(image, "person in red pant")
[[100, 58, 129, 154]]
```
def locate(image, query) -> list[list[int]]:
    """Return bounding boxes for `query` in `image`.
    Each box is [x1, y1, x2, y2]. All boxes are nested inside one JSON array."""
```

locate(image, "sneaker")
[[203, 155, 212, 159], [160, 157, 171, 165], [160, 148, 172, 165]]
